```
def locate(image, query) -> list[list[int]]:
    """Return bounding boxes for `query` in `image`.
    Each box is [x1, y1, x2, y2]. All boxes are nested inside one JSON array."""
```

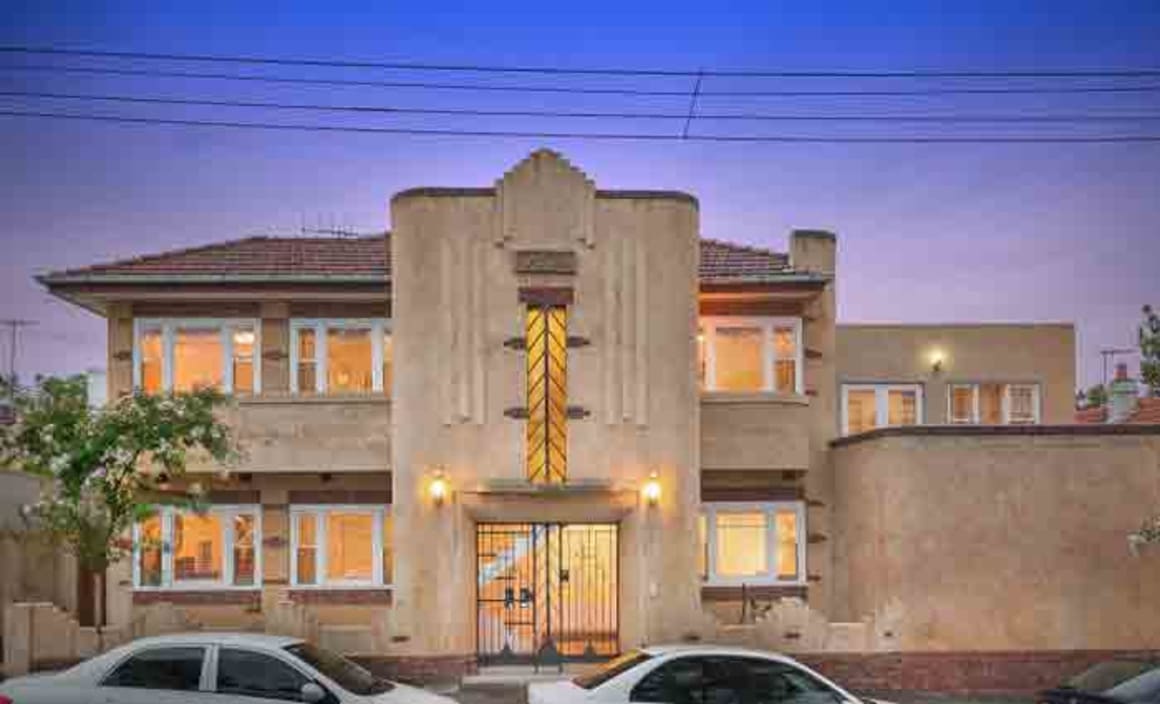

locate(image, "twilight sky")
[[1, 0, 1158, 391]]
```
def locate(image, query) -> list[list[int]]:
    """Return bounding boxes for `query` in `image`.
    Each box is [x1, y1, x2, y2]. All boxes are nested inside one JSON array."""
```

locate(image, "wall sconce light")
[[429, 472, 449, 506], [642, 472, 662, 507], [929, 349, 945, 374]]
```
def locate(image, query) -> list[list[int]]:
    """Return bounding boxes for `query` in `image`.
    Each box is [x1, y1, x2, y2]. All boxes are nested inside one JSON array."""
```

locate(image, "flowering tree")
[[0, 375, 239, 625]]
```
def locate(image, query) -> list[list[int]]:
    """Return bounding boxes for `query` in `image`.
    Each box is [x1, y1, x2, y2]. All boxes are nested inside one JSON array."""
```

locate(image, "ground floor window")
[[698, 502, 805, 586], [290, 505, 392, 588], [948, 382, 1040, 425], [133, 505, 261, 589], [841, 383, 923, 435]]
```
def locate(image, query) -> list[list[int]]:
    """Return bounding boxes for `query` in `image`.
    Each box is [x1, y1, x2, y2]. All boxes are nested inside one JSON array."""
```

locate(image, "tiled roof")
[[40, 234, 799, 284], [1075, 397, 1160, 424]]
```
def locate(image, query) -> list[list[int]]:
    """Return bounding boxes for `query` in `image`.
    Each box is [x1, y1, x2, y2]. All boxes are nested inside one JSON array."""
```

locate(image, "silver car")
[[0, 632, 453, 704]]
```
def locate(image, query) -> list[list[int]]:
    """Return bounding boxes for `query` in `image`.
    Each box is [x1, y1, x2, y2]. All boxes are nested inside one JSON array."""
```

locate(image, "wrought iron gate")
[[476, 523, 618, 667]]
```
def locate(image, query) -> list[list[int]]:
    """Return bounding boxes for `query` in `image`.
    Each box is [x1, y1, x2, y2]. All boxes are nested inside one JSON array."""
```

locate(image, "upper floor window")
[[134, 319, 259, 395], [948, 382, 1040, 425], [133, 505, 261, 589], [290, 319, 391, 395], [697, 502, 805, 586], [841, 383, 924, 435], [698, 317, 802, 394]]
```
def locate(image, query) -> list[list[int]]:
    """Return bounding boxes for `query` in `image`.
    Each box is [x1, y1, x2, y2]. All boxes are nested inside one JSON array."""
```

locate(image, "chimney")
[[1107, 363, 1139, 423]]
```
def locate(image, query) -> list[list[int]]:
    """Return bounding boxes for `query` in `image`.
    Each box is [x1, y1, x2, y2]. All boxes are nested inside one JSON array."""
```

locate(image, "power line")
[[7, 89, 1160, 123], [4, 46, 1160, 78], [4, 109, 1160, 143], [8, 63, 1160, 98]]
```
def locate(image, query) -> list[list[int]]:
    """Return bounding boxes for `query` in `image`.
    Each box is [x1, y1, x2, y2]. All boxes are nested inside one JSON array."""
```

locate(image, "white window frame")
[[289, 505, 389, 589], [289, 319, 390, 394], [840, 383, 925, 435], [947, 382, 1041, 425], [131, 505, 262, 590], [699, 501, 806, 587], [132, 318, 261, 394], [700, 316, 804, 394]]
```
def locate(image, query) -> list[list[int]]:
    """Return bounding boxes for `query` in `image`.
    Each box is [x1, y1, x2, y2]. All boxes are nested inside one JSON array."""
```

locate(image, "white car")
[[529, 645, 882, 704], [0, 632, 453, 704]]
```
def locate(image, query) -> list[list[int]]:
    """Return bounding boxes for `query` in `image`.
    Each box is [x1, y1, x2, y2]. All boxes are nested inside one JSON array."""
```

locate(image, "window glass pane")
[[382, 511, 394, 585], [139, 328, 163, 394], [327, 327, 373, 393], [216, 648, 308, 701], [743, 658, 840, 704], [714, 327, 764, 391], [716, 512, 767, 577], [173, 327, 223, 392], [979, 383, 1003, 424], [697, 514, 708, 581], [382, 330, 393, 395], [846, 389, 878, 434], [295, 514, 317, 585], [887, 389, 918, 426], [233, 514, 256, 586], [137, 514, 163, 587], [231, 326, 256, 394], [1008, 385, 1037, 424], [297, 328, 317, 394], [950, 386, 975, 423], [775, 511, 799, 580], [102, 647, 204, 690], [173, 512, 222, 582], [774, 360, 796, 394], [326, 512, 374, 582], [697, 327, 707, 389]]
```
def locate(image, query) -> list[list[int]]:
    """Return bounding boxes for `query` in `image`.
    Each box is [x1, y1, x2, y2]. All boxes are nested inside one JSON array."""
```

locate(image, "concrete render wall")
[[832, 427, 1160, 651], [836, 323, 1076, 425], [390, 151, 703, 658]]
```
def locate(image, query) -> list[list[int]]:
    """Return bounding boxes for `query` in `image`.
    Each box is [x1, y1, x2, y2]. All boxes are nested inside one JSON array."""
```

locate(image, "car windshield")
[[1066, 661, 1159, 695], [573, 649, 654, 690], [284, 642, 394, 696]]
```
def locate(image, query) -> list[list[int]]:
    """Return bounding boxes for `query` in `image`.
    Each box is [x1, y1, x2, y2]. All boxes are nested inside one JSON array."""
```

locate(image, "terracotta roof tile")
[[41, 234, 797, 284], [1074, 397, 1160, 424]]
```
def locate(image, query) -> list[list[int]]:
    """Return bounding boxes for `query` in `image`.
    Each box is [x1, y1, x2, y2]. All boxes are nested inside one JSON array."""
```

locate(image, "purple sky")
[[2, 0, 1158, 391]]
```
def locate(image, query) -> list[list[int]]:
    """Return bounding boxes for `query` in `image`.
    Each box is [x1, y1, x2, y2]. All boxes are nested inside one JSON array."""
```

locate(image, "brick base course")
[[798, 650, 1160, 695], [350, 653, 478, 686]]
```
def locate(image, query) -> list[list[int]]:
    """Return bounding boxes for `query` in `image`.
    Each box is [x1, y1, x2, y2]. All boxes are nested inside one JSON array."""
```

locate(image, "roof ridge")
[[701, 236, 788, 259]]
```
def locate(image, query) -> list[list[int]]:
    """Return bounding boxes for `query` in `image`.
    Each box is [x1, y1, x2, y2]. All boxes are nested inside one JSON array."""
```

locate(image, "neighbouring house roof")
[[1075, 397, 1160, 424], [38, 233, 810, 286]]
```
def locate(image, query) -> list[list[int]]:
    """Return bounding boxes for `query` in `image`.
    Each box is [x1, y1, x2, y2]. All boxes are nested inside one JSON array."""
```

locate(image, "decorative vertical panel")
[[526, 306, 568, 483]]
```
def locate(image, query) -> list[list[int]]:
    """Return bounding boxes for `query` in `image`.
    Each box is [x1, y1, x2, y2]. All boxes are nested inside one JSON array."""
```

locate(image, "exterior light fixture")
[[429, 473, 449, 506], [929, 349, 945, 374], [642, 472, 662, 507]]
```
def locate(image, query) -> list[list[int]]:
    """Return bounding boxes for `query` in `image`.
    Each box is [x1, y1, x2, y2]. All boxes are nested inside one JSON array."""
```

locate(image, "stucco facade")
[[21, 149, 1160, 685]]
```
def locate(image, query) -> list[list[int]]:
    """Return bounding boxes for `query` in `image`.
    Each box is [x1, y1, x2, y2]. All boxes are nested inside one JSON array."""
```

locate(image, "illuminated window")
[[699, 317, 803, 394], [699, 502, 806, 586], [133, 505, 261, 589], [840, 384, 924, 435], [525, 305, 567, 483], [290, 506, 390, 587], [137, 514, 163, 587], [948, 383, 1040, 425], [290, 320, 390, 395], [716, 511, 767, 578], [133, 319, 260, 395]]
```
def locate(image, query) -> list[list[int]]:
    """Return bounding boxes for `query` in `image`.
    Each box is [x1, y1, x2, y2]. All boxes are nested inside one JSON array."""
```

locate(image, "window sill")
[[700, 391, 809, 406], [287, 587, 394, 605], [238, 394, 390, 406], [132, 589, 261, 605], [701, 584, 808, 601]]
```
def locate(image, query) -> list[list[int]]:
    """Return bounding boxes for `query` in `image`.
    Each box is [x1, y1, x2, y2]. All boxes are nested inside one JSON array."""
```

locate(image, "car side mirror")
[[300, 681, 326, 703]]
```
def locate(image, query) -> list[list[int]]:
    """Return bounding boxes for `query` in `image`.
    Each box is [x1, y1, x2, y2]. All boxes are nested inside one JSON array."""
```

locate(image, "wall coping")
[[237, 395, 390, 407], [831, 423, 1160, 448], [702, 391, 810, 407]]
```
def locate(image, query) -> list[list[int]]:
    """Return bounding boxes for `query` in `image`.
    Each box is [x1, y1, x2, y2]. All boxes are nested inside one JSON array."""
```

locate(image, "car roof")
[[121, 632, 305, 650], [640, 644, 797, 661]]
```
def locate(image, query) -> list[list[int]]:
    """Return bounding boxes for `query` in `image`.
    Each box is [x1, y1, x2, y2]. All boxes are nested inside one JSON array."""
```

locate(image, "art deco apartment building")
[[36, 151, 1159, 685]]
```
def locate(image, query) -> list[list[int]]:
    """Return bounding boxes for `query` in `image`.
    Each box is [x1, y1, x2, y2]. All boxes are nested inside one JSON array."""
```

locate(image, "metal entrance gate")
[[476, 523, 618, 667]]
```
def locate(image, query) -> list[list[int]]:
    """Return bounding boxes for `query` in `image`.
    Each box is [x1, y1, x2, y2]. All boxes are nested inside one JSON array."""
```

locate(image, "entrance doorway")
[[476, 523, 618, 667]]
